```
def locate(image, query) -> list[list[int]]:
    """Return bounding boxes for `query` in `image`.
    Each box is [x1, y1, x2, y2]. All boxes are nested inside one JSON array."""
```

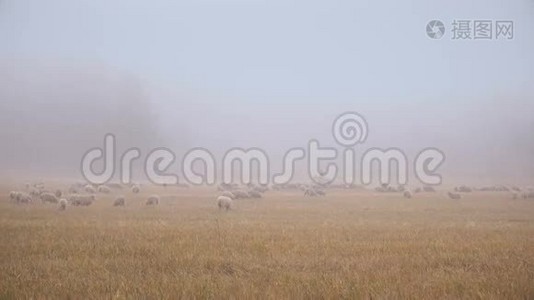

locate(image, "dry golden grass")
[[1, 184, 533, 299]]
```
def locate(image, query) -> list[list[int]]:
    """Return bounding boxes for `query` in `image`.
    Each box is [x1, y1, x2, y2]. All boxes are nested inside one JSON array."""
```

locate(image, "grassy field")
[[1, 184, 533, 299]]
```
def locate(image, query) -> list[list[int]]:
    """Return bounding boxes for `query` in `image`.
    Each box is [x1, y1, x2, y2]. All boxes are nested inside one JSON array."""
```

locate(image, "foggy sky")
[[0, 0, 533, 185]]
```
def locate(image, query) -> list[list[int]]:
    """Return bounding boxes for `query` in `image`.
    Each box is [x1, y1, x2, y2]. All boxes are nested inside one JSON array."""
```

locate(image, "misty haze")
[[0, 0, 533, 298]]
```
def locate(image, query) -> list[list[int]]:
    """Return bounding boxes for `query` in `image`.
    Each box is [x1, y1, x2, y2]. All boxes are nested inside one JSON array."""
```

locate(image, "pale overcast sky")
[[0, 0, 532, 183]]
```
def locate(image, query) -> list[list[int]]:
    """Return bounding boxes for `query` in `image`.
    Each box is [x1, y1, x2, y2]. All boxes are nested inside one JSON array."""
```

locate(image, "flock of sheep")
[[215, 183, 271, 211], [215, 182, 533, 212], [9, 182, 155, 211], [8, 181, 534, 212], [9, 181, 267, 212], [371, 183, 534, 200]]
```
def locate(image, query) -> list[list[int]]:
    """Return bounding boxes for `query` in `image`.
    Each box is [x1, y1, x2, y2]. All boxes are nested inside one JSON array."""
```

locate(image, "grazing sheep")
[[455, 185, 473, 193], [498, 185, 510, 192], [146, 195, 160, 206], [217, 196, 232, 211], [252, 186, 269, 193], [69, 195, 95, 206], [68, 186, 78, 194], [221, 191, 235, 199], [97, 185, 111, 194], [374, 186, 387, 193], [315, 189, 326, 196], [131, 185, 140, 194], [480, 185, 509, 192], [447, 192, 462, 200], [84, 185, 96, 194], [55, 189, 62, 198], [9, 191, 21, 202], [403, 190, 413, 199], [374, 184, 397, 193], [17, 193, 33, 204], [58, 198, 67, 211], [113, 196, 125, 207], [40, 192, 59, 204], [273, 183, 300, 191], [511, 186, 521, 192], [29, 188, 41, 197], [232, 190, 250, 199], [386, 186, 397, 193], [33, 183, 45, 192], [304, 188, 319, 197], [248, 190, 262, 198], [218, 183, 237, 191]]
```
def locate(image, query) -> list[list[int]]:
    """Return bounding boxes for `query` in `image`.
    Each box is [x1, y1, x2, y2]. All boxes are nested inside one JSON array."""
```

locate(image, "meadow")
[[1, 184, 533, 299]]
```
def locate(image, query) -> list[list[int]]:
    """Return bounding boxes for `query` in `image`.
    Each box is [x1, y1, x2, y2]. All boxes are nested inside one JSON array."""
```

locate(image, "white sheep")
[[217, 196, 232, 211], [221, 191, 235, 199], [68, 185, 79, 194], [374, 186, 385, 193], [40, 192, 59, 204], [58, 198, 67, 211], [455, 185, 473, 193], [232, 190, 249, 199], [84, 185, 96, 194], [114, 196, 126, 207], [250, 185, 264, 193], [403, 190, 413, 199], [97, 185, 111, 194], [29, 188, 41, 197], [9, 191, 21, 202], [69, 194, 95, 206], [55, 189, 62, 198], [146, 195, 160, 206], [304, 188, 318, 197], [16, 192, 33, 204]]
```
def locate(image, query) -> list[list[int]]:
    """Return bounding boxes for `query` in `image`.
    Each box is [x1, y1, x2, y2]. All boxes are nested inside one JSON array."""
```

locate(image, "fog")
[[0, 0, 533, 185]]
